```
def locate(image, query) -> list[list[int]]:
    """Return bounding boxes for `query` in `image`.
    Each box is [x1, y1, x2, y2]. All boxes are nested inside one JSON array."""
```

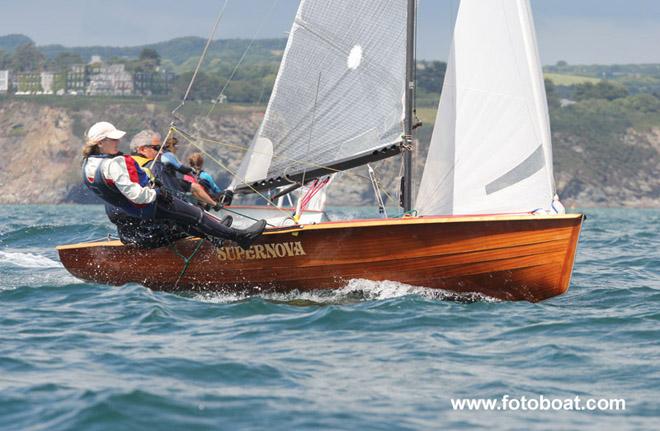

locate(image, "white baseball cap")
[[86, 121, 126, 143]]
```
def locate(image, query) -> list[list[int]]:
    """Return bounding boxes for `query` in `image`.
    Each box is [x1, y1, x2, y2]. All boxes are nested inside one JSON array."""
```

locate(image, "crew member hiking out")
[[151, 135, 219, 208], [81, 121, 266, 250]]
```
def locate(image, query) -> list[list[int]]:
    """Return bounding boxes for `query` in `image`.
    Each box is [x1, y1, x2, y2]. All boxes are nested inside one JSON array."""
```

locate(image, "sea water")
[[0, 205, 658, 430]]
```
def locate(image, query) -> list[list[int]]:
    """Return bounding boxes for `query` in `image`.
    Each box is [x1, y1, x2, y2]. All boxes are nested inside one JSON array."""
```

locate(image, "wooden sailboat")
[[58, 213, 582, 302], [57, 0, 584, 302]]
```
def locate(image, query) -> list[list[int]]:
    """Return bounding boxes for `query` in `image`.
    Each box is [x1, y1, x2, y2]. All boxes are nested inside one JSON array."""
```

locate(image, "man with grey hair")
[[131, 131, 219, 209], [130, 129, 161, 171]]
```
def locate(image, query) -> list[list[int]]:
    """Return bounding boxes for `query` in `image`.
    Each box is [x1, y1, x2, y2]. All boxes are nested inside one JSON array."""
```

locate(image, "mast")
[[402, 0, 416, 212]]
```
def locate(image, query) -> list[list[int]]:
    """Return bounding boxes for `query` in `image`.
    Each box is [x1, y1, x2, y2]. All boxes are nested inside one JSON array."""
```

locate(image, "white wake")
[[0, 250, 62, 269], [192, 279, 498, 304]]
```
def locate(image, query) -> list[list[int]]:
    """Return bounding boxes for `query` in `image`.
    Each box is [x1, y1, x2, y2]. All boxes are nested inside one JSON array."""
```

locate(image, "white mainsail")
[[233, 0, 408, 188], [416, 0, 557, 216]]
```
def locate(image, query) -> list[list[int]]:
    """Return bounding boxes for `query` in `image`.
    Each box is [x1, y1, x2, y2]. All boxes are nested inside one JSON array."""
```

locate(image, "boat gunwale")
[[225, 205, 324, 213], [56, 212, 584, 251]]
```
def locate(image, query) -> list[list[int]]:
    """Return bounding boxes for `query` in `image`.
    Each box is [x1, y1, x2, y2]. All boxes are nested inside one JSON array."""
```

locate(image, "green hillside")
[[38, 36, 286, 70], [544, 73, 601, 86], [0, 34, 33, 53]]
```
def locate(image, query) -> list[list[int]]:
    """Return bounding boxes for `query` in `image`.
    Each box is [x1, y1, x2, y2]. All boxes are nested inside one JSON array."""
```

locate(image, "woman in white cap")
[[81, 121, 266, 250]]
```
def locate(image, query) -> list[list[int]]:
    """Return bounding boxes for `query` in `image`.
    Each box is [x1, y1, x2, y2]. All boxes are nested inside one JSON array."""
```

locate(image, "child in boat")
[[185, 152, 234, 207], [81, 121, 266, 250]]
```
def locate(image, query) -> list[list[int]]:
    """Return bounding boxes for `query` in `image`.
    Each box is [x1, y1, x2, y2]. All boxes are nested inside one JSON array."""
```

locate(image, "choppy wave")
[[0, 206, 658, 431], [193, 279, 499, 305]]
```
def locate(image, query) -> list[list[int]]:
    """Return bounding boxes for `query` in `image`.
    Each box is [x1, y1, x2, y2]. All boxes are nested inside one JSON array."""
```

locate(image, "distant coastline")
[[0, 97, 657, 208], [0, 34, 658, 208]]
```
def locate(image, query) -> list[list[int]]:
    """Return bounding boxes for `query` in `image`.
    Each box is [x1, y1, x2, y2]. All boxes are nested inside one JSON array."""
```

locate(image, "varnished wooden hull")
[[57, 213, 584, 302]]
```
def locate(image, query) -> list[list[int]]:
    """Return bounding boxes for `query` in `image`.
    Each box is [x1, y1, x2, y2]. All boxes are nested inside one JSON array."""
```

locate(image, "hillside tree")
[[48, 52, 83, 72], [136, 48, 161, 72], [574, 81, 628, 101], [139, 48, 161, 64], [0, 49, 11, 69], [174, 71, 220, 101], [10, 43, 45, 72]]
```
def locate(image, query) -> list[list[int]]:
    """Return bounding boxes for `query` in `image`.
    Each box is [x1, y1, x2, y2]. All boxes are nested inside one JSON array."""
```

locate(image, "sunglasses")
[[146, 145, 161, 150]]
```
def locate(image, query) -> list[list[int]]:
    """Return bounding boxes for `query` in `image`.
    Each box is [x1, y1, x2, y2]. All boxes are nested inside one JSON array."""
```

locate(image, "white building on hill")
[[87, 63, 134, 96], [0, 70, 8, 93], [41, 72, 55, 94]]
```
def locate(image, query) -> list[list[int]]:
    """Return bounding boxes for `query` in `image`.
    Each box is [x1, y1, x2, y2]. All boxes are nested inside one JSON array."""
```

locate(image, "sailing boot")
[[198, 216, 235, 248], [205, 215, 236, 248], [230, 220, 267, 250]]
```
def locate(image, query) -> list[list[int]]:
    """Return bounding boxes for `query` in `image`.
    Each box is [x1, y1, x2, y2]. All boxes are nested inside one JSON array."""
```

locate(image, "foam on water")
[[0, 250, 62, 269], [192, 278, 499, 305]]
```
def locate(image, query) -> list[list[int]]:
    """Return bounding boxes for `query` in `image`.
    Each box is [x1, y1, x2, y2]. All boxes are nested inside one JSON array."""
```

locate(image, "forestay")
[[233, 0, 407, 190], [416, 0, 557, 215]]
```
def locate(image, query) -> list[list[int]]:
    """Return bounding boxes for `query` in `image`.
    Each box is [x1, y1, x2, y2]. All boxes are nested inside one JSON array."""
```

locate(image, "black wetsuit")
[[151, 151, 193, 199], [106, 205, 188, 249]]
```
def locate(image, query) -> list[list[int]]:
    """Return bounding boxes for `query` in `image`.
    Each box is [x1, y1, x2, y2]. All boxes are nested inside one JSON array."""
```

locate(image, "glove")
[[156, 187, 173, 206], [218, 190, 234, 206], [177, 165, 194, 175]]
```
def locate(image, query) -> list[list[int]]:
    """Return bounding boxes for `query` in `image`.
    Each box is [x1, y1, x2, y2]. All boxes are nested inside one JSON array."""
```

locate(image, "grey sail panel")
[[233, 0, 408, 191]]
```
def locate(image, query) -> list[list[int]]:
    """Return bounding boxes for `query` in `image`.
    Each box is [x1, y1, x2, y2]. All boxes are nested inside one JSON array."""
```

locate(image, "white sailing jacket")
[[84, 155, 156, 205]]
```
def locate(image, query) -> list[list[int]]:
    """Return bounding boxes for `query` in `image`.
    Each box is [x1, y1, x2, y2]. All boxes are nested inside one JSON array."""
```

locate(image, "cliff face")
[[0, 100, 262, 204], [554, 127, 660, 208], [0, 103, 81, 203], [0, 99, 658, 207]]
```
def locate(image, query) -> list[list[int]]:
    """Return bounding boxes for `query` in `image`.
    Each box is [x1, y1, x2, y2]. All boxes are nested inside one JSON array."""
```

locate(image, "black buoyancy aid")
[[82, 155, 156, 219], [151, 158, 186, 197]]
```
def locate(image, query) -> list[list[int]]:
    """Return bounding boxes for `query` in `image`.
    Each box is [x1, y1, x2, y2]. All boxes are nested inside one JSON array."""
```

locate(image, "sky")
[[0, 0, 659, 64]]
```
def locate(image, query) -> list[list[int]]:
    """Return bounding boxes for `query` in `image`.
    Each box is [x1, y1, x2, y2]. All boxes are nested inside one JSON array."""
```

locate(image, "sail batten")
[[416, 0, 556, 216], [233, 0, 408, 192]]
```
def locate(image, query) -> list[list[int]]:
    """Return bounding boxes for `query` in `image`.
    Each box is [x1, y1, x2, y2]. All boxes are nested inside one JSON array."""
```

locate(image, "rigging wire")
[[294, 72, 323, 222], [174, 129, 398, 204], [148, 125, 176, 182], [163, 0, 402, 211], [206, 0, 281, 118], [171, 239, 206, 290], [173, 127, 291, 216], [171, 0, 230, 117], [170, 1, 403, 213], [300, 72, 322, 197]]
